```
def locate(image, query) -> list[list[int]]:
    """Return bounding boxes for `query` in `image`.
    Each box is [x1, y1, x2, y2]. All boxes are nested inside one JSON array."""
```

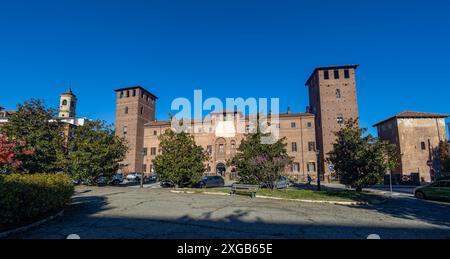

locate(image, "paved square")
[[11, 186, 450, 239]]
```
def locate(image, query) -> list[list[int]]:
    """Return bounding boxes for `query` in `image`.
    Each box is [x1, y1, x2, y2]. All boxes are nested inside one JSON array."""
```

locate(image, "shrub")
[[0, 173, 74, 229]]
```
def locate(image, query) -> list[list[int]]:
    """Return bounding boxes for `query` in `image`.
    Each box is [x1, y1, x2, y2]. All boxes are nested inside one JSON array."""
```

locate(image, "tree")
[[228, 132, 292, 189], [59, 120, 128, 184], [0, 99, 64, 173], [0, 135, 24, 172], [436, 141, 450, 173], [327, 119, 398, 192], [152, 129, 207, 187]]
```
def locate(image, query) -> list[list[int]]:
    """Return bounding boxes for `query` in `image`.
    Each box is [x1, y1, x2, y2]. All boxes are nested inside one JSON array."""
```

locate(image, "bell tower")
[[59, 88, 77, 118]]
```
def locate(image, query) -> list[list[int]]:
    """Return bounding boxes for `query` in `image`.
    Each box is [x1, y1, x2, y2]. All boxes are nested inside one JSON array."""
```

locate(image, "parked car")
[[261, 176, 290, 189], [126, 173, 143, 182], [194, 176, 225, 188], [160, 180, 175, 188], [149, 173, 159, 182], [414, 180, 450, 201], [95, 173, 124, 186], [110, 173, 124, 185]]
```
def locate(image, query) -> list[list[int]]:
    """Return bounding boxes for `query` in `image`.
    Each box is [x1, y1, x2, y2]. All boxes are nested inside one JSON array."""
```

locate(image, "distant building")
[[0, 106, 15, 127], [306, 65, 360, 181], [374, 111, 448, 183], [58, 88, 77, 118]]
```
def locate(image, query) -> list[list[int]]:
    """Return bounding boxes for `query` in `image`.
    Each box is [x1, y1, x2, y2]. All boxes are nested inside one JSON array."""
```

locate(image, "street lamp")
[[140, 149, 146, 188], [316, 150, 321, 191]]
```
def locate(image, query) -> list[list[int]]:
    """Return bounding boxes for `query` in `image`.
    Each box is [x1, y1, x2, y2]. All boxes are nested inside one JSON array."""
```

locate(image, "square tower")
[[306, 65, 360, 181], [115, 86, 157, 174], [59, 88, 77, 118]]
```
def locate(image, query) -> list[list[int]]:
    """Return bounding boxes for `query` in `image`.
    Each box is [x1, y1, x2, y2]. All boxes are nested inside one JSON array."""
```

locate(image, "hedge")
[[0, 173, 74, 229]]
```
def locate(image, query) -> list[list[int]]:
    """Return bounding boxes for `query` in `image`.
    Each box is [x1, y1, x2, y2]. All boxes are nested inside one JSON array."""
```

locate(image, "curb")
[[170, 190, 370, 205], [0, 209, 64, 239]]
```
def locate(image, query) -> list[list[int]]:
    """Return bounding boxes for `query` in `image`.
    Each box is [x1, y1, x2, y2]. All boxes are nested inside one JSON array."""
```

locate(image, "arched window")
[[62, 100, 67, 106]]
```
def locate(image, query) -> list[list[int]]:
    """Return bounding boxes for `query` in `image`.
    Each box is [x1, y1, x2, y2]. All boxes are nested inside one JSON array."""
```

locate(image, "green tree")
[[327, 119, 398, 192], [0, 99, 64, 173], [436, 141, 450, 173], [60, 120, 128, 184], [228, 132, 292, 189], [152, 129, 207, 187]]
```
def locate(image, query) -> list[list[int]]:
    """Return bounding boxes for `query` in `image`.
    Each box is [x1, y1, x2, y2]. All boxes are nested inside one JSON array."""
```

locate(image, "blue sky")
[[0, 0, 449, 136]]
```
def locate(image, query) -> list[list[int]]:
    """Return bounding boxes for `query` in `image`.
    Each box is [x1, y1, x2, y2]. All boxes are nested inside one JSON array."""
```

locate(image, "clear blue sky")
[[1, 0, 449, 136]]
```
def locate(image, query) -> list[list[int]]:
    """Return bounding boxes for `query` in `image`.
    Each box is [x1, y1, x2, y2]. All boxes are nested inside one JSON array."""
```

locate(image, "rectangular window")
[[308, 142, 316, 152], [324, 70, 329, 80], [334, 70, 340, 79], [120, 91, 124, 98], [153, 130, 157, 136], [307, 162, 316, 172], [292, 163, 300, 172], [132, 89, 136, 97], [124, 107, 128, 114], [141, 91, 144, 98], [344, 69, 350, 78], [126, 90, 130, 97], [421, 142, 426, 150], [292, 142, 298, 152], [207, 145, 212, 154], [143, 148, 148, 156], [291, 122, 296, 128], [123, 126, 128, 135], [219, 144, 224, 153], [337, 114, 344, 124], [307, 122, 312, 128], [336, 89, 341, 98], [151, 147, 157, 155], [143, 164, 147, 172]]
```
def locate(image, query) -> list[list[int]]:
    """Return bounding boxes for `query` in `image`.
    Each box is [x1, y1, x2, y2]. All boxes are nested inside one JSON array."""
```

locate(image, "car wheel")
[[415, 191, 426, 200]]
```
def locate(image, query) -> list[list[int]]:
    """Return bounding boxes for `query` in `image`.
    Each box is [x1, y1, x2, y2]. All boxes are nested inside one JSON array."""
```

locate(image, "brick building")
[[374, 111, 448, 183], [142, 110, 317, 181], [114, 86, 157, 174], [305, 65, 360, 181]]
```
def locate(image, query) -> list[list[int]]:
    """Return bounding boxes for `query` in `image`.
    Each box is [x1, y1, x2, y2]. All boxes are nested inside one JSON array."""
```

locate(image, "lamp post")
[[316, 150, 321, 191], [140, 149, 146, 188]]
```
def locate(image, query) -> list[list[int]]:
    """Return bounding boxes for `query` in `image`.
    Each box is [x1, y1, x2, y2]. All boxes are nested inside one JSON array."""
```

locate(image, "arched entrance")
[[216, 163, 226, 176]]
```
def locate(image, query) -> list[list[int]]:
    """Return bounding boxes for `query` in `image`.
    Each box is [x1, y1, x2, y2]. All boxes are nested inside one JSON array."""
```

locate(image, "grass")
[[176, 187, 384, 203]]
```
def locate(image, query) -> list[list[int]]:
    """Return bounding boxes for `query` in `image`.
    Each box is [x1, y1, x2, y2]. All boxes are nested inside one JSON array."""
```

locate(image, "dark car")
[[160, 180, 175, 188], [414, 180, 450, 201], [194, 176, 225, 188]]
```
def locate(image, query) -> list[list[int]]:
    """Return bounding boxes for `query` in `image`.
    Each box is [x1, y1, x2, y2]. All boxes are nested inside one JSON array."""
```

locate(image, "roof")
[[61, 88, 76, 96], [373, 111, 449, 127], [305, 64, 359, 86], [145, 112, 315, 127], [114, 86, 158, 99]]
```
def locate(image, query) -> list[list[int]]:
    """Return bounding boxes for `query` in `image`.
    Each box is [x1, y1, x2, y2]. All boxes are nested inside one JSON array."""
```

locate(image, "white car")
[[126, 173, 143, 182]]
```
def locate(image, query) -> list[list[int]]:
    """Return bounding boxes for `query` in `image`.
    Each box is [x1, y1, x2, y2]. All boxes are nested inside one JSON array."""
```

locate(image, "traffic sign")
[[328, 165, 335, 171]]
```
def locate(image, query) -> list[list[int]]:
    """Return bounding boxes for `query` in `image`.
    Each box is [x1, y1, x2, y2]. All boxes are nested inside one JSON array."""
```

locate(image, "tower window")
[[123, 126, 128, 135], [153, 130, 157, 136], [219, 144, 224, 153], [421, 142, 426, 150], [307, 122, 312, 128], [344, 69, 350, 78], [290, 122, 296, 128], [120, 91, 124, 98], [334, 70, 340, 79], [124, 107, 128, 114], [336, 89, 341, 98], [140, 107, 144, 114], [132, 89, 136, 97], [126, 90, 130, 97], [337, 114, 344, 124], [62, 100, 67, 106], [323, 70, 329, 80]]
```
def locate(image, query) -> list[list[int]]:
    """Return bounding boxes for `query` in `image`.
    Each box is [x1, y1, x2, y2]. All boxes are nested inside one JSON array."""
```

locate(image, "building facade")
[[374, 111, 448, 182], [305, 65, 360, 181], [142, 110, 317, 181], [114, 86, 157, 174], [0, 106, 15, 127]]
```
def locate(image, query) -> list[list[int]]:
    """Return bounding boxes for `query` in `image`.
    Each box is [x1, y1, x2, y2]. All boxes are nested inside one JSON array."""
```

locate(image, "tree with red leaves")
[[0, 135, 22, 171]]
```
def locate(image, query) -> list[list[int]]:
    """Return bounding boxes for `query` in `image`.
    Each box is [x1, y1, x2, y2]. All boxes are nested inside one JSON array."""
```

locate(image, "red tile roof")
[[373, 111, 449, 127]]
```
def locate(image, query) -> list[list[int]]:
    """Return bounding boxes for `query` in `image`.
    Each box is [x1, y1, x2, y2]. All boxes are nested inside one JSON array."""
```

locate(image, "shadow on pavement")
[[8, 191, 450, 239]]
